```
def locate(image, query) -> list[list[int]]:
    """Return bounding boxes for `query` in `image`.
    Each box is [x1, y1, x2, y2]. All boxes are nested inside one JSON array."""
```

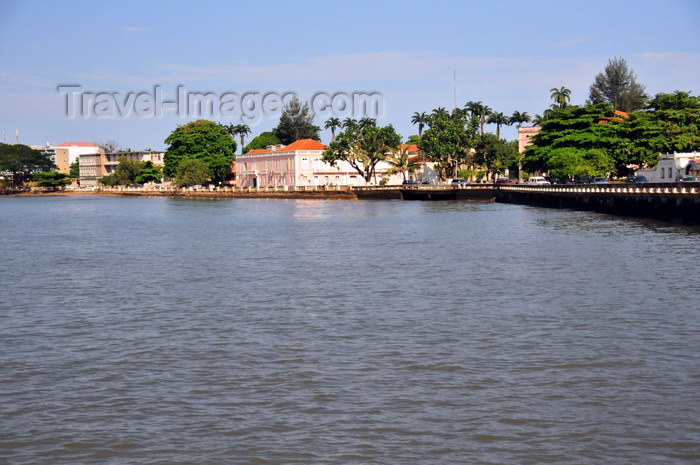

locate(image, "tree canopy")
[[418, 110, 479, 180], [242, 131, 282, 154], [164, 120, 236, 184], [0, 143, 56, 187], [523, 104, 624, 177], [274, 97, 320, 145], [175, 158, 210, 187], [588, 57, 647, 112], [34, 171, 71, 189], [323, 122, 401, 182], [523, 93, 700, 178], [620, 91, 700, 163], [100, 157, 163, 186]]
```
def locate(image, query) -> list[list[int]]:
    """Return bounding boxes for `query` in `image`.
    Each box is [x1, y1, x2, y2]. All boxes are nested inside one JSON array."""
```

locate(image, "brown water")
[[1, 196, 699, 464]]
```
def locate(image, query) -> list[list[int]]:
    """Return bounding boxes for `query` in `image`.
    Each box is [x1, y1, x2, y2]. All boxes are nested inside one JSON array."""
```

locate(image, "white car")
[[527, 176, 549, 185]]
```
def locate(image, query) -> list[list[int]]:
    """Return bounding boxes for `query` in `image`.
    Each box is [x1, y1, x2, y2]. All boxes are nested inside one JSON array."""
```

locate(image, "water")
[[1, 196, 699, 464]]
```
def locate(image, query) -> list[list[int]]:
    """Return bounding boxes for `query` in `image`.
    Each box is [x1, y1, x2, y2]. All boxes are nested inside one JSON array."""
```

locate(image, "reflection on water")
[[1, 196, 699, 464]]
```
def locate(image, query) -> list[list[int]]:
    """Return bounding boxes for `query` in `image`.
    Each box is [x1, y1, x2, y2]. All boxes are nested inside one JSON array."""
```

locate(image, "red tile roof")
[[56, 142, 99, 147], [242, 139, 327, 155], [283, 139, 327, 151], [398, 144, 420, 152]]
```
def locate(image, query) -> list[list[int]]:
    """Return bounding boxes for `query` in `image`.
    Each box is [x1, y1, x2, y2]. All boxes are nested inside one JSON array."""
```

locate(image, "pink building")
[[236, 139, 420, 187], [237, 139, 364, 188], [518, 126, 541, 153]]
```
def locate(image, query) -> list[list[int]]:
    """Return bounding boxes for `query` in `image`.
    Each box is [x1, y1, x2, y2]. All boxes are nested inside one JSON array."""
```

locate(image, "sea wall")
[[496, 184, 700, 224]]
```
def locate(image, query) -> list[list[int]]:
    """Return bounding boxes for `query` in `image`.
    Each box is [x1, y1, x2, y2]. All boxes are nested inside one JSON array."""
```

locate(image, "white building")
[[638, 152, 699, 182]]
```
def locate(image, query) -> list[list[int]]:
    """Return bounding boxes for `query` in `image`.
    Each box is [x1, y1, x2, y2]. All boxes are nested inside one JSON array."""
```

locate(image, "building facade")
[[52, 142, 103, 174], [637, 152, 699, 182], [236, 139, 408, 188], [518, 126, 541, 153], [79, 151, 165, 186]]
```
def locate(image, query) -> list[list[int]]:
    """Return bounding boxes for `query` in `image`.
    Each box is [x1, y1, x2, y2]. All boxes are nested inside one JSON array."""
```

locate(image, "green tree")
[[164, 119, 237, 184], [620, 91, 700, 165], [34, 171, 70, 189], [473, 134, 519, 181], [358, 117, 377, 130], [509, 110, 531, 128], [274, 97, 320, 144], [323, 123, 401, 182], [114, 156, 146, 185], [419, 111, 478, 180], [588, 57, 647, 112], [176, 158, 210, 187], [550, 86, 571, 108], [0, 143, 56, 187], [324, 117, 341, 141], [342, 117, 359, 132], [523, 103, 623, 177], [411, 111, 429, 137], [69, 159, 80, 178], [223, 124, 251, 153], [387, 145, 422, 182], [242, 131, 282, 153], [464, 101, 491, 135], [134, 161, 162, 184], [486, 111, 510, 138]]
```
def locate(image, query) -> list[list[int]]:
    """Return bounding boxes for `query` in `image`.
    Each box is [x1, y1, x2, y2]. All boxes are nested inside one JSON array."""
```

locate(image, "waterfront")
[[1, 196, 699, 464]]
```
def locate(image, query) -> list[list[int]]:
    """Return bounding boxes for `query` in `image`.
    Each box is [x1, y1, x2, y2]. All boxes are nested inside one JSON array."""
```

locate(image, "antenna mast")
[[453, 64, 457, 112]]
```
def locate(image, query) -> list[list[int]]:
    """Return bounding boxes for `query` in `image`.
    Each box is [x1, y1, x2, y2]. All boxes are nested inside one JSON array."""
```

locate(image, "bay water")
[[1, 196, 699, 464]]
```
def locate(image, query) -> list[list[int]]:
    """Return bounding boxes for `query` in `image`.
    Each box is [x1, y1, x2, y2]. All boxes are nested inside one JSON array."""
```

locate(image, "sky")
[[1, 0, 699, 151]]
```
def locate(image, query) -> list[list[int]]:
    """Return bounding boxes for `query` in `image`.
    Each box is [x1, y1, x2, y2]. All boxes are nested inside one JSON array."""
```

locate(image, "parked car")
[[591, 177, 609, 184], [402, 179, 420, 185], [527, 176, 550, 185], [451, 178, 470, 186], [574, 176, 591, 184], [676, 175, 697, 182], [496, 178, 515, 184], [625, 175, 649, 183]]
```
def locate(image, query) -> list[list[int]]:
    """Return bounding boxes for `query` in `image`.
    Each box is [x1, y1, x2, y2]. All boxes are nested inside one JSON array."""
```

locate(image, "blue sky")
[[1, 0, 699, 151]]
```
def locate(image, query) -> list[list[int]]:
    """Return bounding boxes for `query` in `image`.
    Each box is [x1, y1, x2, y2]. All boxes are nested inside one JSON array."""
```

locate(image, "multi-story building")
[[78, 152, 107, 187], [236, 139, 418, 188], [79, 151, 165, 186], [518, 126, 541, 153], [102, 151, 165, 176], [52, 142, 103, 174]]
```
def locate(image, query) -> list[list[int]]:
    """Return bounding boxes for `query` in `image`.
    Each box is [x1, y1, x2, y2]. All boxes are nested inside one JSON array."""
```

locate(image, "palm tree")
[[464, 101, 491, 134], [233, 124, 251, 153], [358, 117, 377, 130], [324, 117, 341, 141], [411, 111, 429, 137], [509, 111, 531, 128], [486, 111, 510, 138], [387, 146, 422, 182], [432, 107, 448, 117], [464, 101, 483, 119], [550, 86, 571, 108], [342, 117, 358, 132]]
